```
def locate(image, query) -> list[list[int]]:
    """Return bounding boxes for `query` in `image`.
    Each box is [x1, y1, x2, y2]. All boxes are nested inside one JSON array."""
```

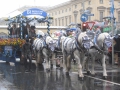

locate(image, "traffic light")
[[82, 23, 87, 31]]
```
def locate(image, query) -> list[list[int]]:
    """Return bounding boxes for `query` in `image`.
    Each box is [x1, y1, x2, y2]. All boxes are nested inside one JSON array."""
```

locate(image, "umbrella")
[[70, 28, 76, 31], [94, 21, 105, 27]]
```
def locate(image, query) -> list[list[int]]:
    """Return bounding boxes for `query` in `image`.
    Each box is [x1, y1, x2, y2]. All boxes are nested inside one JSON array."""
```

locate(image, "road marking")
[[72, 72, 120, 86], [11, 72, 22, 74], [85, 75, 120, 86], [0, 74, 4, 76]]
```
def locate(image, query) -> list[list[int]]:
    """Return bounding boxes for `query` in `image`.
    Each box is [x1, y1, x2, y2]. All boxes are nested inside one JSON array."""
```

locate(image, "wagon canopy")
[[22, 8, 48, 19]]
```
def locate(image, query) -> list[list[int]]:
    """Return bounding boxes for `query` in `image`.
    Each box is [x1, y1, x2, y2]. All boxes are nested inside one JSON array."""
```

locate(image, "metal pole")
[[111, 19, 114, 67], [82, 0, 85, 12], [111, 0, 114, 67], [20, 17, 23, 39]]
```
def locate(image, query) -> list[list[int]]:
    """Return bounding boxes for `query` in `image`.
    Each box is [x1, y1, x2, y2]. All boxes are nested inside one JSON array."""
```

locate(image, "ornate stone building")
[[1, 0, 120, 34], [45, 0, 120, 26]]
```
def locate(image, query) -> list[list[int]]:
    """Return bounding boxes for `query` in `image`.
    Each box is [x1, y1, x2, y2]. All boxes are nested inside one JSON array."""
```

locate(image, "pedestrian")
[[22, 38, 33, 72]]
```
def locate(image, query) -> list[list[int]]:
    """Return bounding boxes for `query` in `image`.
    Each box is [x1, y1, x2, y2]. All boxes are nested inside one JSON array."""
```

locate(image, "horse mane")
[[77, 32, 88, 44], [97, 32, 111, 49]]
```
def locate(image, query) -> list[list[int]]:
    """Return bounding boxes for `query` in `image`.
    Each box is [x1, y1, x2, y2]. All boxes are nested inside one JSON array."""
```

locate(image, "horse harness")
[[91, 34, 112, 55], [75, 34, 91, 53]]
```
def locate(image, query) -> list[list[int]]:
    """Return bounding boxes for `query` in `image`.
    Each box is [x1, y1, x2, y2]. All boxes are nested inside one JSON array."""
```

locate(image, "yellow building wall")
[[45, 0, 120, 26]]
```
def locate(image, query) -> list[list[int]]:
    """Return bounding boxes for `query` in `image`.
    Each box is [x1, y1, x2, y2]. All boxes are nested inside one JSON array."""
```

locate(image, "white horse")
[[33, 33, 56, 70], [85, 32, 112, 79], [62, 32, 91, 80], [50, 34, 67, 69]]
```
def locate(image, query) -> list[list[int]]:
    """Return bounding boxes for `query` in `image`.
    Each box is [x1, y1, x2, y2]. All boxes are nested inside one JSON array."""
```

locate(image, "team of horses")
[[32, 29, 112, 80]]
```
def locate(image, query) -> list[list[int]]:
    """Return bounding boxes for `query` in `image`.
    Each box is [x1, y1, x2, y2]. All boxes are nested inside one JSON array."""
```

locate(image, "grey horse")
[[62, 31, 91, 80], [85, 32, 112, 79], [32, 33, 56, 70]]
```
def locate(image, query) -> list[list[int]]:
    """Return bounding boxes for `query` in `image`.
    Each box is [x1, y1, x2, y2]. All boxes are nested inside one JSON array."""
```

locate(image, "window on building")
[[74, 14, 77, 23], [69, 8, 71, 11], [119, 2, 120, 6], [62, 18, 64, 26], [55, 12, 57, 15], [75, 5, 77, 9], [62, 10, 64, 13], [118, 12, 120, 22], [100, 11, 103, 21], [100, 0, 103, 4], [52, 21, 54, 26], [59, 19, 60, 26], [52, 13, 53, 16], [81, 3, 83, 7], [55, 19, 57, 26], [66, 17, 68, 26], [66, 9, 67, 12], [88, 1, 91, 5], [59, 11, 60, 14], [69, 16, 71, 24]]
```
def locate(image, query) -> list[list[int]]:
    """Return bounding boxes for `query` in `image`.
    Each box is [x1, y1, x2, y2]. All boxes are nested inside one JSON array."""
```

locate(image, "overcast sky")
[[0, 0, 70, 18]]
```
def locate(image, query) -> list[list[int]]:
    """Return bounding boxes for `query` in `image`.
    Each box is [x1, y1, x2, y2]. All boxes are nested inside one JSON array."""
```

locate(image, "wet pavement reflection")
[[0, 62, 120, 90]]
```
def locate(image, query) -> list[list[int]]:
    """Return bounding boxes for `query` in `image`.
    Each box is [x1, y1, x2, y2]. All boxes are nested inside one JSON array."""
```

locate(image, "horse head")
[[77, 32, 91, 50], [57, 35, 66, 49], [44, 34, 56, 51], [97, 33, 112, 53], [36, 30, 45, 38]]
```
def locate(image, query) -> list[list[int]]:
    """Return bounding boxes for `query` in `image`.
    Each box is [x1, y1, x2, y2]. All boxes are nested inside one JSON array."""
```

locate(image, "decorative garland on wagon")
[[0, 38, 25, 47]]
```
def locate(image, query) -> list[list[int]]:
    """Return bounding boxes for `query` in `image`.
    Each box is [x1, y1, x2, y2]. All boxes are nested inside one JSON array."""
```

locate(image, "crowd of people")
[[7, 23, 36, 39], [7, 23, 36, 72]]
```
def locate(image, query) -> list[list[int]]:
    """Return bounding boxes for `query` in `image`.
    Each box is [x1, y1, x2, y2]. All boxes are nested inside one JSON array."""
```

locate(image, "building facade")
[[1, 0, 120, 34], [45, 0, 120, 26]]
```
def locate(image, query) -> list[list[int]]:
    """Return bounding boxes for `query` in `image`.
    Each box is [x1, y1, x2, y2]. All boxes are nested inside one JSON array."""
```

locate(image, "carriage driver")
[[22, 38, 33, 72]]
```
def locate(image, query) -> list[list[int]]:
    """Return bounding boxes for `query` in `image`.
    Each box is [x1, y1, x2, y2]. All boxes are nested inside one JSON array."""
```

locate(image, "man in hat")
[[22, 38, 33, 72]]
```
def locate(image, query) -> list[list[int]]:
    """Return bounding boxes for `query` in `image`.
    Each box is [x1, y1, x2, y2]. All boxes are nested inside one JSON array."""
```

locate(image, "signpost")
[[86, 21, 95, 30], [80, 13, 88, 22], [86, 14, 94, 16]]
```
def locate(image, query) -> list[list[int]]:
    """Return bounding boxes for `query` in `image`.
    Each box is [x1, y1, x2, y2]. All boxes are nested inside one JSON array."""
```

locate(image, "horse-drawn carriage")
[[1, 8, 53, 65], [0, 34, 25, 65]]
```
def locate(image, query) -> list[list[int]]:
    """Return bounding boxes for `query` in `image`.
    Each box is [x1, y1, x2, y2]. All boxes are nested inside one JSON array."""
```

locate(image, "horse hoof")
[[46, 68, 50, 72], [6, 61, 10, 64], [66, 72, 69, 76], [59, 67, 63, 70], [103, 76, 107, 80], [91, 74, 95, 77], [56, 64, 60, 67], [51, 64, 53, 68], [87, 71, 91, 75], [78, 76, 84, 81]]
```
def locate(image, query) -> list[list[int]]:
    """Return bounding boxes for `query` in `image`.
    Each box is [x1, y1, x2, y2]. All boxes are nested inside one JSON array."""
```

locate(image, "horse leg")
[[74, 50, 84, 79], [50, 52, 55, 69], [63, 51, 68, 74], [36, 51, 41, 67], [67, 55, 71, 72], [82, 56, 87, 71], [102, 54, 107, 79], [85, 56, 91, 75], [42, 49, 50, 71], [91, 56, 95, 76]]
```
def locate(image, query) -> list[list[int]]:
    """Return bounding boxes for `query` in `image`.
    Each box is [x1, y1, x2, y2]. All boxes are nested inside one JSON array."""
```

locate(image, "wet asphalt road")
[[0, 60, 120, 90]]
